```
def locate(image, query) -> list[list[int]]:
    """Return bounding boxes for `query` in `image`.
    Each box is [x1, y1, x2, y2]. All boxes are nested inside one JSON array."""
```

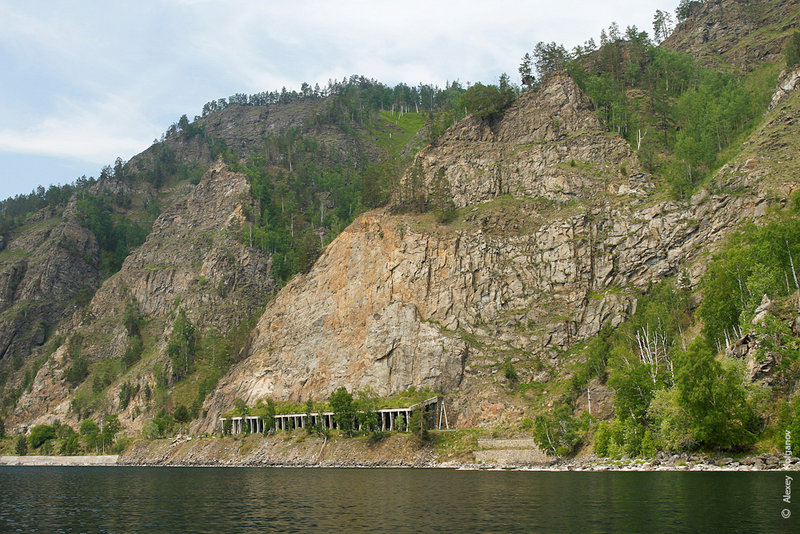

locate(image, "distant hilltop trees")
[[196, 75, 467, 119]]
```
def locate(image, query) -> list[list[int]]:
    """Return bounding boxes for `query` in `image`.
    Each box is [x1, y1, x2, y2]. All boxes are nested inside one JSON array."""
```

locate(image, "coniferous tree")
[[652, 9, 674, 43], [532, 42, 570, 79], [174, 404, 191, 432], [676, 0, 705, 22], [80, 419, 100, 451], [15, 435, 28, 456], [258, 399, 275, 434], [519, 53, 536, 88]]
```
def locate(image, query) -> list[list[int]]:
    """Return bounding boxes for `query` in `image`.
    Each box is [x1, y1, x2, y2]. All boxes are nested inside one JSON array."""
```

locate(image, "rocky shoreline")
[[114, 436, 800, 472], [501, 452, 800, 472], [4, 437, 798, 472]]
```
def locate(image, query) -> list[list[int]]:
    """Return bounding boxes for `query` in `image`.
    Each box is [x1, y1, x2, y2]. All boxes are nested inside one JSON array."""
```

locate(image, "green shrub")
[[118, 381, 134, 410], [63, 357, 89, 387], [80, 418, 100, 450], [675, 340, 759, 450], [60, 434, 81, 455], [28, 424, 57, 449], [593, 421, 610, 457], [502, 357, 518, 383], [532, 402, 585, 457], [458, 80, 515, 120], [640, 430, 657, 458], [122, 335, 144, 367]]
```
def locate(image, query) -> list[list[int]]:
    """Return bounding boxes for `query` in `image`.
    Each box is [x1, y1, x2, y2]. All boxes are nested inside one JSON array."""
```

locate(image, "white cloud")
[[0, 0, 676, 196]]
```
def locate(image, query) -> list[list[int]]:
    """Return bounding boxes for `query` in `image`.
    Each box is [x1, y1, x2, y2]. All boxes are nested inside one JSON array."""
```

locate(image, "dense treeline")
[[2, 415, 125, 456], [227, 78, 465, 284], [74, 191, 153, 276], [517, 16, 777, 199], [456, 73, 519, 121], [0, 180, 90, 235], [235, 129, 378, 283], [195, 75, 466, 119]]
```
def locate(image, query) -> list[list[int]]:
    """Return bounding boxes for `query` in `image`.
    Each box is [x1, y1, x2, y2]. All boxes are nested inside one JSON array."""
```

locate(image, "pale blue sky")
[[0, 0, 675, 200]]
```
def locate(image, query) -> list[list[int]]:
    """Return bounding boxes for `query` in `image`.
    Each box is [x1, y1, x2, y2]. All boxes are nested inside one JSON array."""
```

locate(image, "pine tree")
[[15, 435, 28, 456], [519, 53, 536, 88]]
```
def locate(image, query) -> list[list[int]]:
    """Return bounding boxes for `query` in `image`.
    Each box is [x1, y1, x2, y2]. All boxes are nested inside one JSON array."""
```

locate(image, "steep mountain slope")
[[414, 74, 643, 207], [10, 163, 274, 431], [663, 0, 800, 72], [3, 88, 426, 433], [0, 203, 101, 376], [199, 70, 791, 432], [5, 2, 800, 457]]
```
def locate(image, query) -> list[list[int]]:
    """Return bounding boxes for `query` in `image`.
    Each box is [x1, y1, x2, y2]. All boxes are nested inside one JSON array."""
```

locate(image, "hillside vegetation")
[[3, 0, 800, 463]]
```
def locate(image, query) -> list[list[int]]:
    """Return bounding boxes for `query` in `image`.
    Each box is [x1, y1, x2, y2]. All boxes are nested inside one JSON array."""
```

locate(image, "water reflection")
[[0, 467, 792, 532]]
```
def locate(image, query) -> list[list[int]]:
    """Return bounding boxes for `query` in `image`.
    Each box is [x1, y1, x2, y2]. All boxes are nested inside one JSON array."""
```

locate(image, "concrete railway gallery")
[[221, 397, 449, 435]]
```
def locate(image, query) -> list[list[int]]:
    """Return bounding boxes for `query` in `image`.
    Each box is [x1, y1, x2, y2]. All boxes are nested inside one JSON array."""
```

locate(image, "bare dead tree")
[[636, 324, 674, 387]]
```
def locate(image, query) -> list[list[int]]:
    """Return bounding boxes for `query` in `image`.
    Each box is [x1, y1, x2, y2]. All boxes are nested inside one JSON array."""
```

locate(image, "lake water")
[[0, 466, 795, 532]]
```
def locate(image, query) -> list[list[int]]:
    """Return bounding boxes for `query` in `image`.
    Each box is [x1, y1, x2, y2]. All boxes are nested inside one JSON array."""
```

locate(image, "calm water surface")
[[0, 467, 796, 532]]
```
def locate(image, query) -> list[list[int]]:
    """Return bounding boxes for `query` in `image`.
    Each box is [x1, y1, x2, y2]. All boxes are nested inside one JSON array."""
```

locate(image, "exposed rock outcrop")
[[198, 71, 787, 432], [87, 162, 274, 330], [664, 0, 800, 72], [11, 162, 276, 432], [414, 74, 644, 208], [0, 203, 101, 372], [769, 66, 800, 110]]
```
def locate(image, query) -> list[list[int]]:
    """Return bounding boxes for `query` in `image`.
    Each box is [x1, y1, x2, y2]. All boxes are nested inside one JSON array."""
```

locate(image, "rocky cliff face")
[[663, 0, 800, 72], [0, 202, 101, 376], [11, 162, 275, 431], [198, 72, 796, 432], [3, 91, 406, 433], [414, 74, 643, 207], [86, 162, 273, 330]]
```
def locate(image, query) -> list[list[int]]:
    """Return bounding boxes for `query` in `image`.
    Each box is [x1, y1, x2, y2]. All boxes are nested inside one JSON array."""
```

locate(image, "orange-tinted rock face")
[[199, 69, 797, 432]]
